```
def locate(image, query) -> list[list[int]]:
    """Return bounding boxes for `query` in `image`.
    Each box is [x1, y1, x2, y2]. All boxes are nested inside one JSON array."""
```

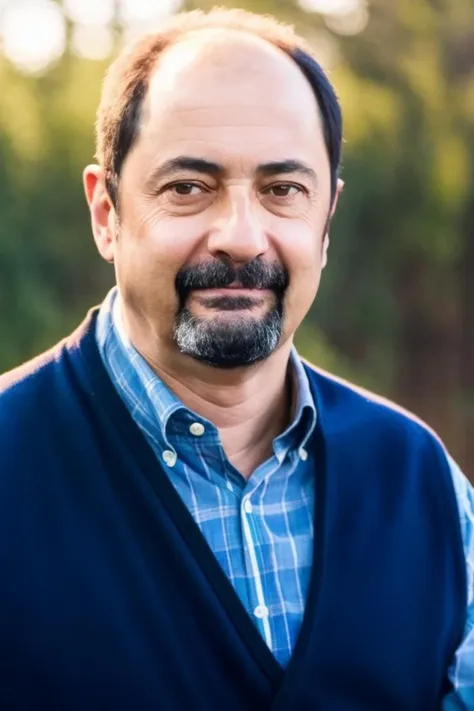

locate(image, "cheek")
[[274, 213, 325, 280], [273, 218, 326, 331], [115, 207, 208, 321], [119, 198, 201, 271]]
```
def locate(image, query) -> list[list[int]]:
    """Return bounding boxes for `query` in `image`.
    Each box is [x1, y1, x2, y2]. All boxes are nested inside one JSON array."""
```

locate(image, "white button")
[[243, 499, 253, 514], [299, 448, 308, 461], [162, 450, 177, 467], [254, 605, 269, 619], [189, 422, 205, 437]]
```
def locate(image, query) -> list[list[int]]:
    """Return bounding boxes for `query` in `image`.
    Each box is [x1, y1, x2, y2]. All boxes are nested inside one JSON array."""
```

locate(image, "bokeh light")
[[298, 0, 361, 15], [64, 0, 115, 28], [117, 0, 182, 44], [325, 3, 369, 35], [118, 0, 182, 24], [1, 0, 66, 74], [71, 24, 114, 61]]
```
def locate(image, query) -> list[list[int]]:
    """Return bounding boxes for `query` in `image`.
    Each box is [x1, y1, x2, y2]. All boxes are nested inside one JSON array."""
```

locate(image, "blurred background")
[[0, 0, 473, 476]]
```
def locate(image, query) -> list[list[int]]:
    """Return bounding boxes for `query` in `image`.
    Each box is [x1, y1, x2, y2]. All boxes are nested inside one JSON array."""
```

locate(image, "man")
[[0, 7, 472, 710]]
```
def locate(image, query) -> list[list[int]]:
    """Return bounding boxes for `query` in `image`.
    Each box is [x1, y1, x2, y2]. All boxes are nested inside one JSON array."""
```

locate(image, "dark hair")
[[96, 8, 342, 207]]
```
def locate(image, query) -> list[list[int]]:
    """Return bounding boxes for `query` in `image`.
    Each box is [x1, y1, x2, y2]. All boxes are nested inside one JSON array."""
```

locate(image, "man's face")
[[111, 31, 336, 368]]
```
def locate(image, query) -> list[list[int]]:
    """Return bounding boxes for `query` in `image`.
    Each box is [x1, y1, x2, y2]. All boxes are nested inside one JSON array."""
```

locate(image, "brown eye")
[[265, 184, 302, 198], [157, 180, 215, 214], [170, 182, 203, 196]]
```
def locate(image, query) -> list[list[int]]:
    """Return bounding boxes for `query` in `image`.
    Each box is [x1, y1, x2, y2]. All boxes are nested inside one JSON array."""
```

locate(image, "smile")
[[195, 287, 269, 297], [192, 281, 271, 297]]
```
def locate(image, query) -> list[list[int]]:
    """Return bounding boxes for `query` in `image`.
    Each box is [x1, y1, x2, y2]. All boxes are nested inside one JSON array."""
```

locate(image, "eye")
[[167, 182, 207, 197], [155, 180, 215, 214], [263, 183, 304, 198]]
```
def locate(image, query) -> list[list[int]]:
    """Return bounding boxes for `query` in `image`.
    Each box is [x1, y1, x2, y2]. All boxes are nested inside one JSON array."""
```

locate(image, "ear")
[[322, 178, 344, 269], [83, 165, 117, 263]]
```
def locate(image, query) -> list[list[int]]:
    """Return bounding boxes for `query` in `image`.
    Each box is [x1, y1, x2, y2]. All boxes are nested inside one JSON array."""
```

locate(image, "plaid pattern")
[[445, 457, 474, 710], [96, 288, 474, 702]]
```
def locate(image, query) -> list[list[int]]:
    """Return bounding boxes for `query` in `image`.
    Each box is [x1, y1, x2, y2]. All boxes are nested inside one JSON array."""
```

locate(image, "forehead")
[[134, 30, 329, 178]]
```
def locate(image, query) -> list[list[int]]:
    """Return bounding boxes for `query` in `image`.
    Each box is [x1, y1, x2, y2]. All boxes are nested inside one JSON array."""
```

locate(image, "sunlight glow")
[[72, 24, 114, 61], [119, 0, 183, 46], [64, 0, 115, 27], [1, 0, 66, 74], [118, 0, 182, 25], [298, 0, 360, 16], [325, 4, 369, 35]]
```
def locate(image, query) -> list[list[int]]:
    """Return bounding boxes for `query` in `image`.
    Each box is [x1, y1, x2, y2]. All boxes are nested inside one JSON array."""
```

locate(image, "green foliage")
[[0, 57, 112, 369]]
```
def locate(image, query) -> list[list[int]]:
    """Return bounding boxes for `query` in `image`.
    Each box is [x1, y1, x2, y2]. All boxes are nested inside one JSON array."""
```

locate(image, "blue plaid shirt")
[[97, 287, 474, 705]]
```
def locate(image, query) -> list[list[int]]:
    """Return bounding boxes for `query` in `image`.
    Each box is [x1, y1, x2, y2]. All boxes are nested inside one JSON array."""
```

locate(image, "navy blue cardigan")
[[0, 310, 466, 710]]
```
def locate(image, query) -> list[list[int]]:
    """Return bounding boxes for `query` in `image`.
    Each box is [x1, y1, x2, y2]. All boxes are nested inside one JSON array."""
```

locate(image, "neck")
[[119, 302, 294, 479]]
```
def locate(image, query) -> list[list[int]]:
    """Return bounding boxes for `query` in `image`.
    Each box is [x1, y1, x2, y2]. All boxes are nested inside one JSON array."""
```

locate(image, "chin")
[[173, 305, 284, 368]]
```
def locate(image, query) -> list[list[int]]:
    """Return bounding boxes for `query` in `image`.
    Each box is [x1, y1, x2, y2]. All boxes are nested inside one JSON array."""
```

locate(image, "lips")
[[196, 281, 267, 292], [194, 284, 269, 295]]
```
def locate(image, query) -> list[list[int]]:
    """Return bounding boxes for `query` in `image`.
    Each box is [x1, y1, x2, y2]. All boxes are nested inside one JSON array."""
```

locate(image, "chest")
[[0, 420, 463, 711]]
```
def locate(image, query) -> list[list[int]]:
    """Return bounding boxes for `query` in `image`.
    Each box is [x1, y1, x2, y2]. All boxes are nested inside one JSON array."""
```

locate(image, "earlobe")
[[321, 234, 329, 269], [83, 165, 116, 264], [322, 179, 343, 268], [330, 178, 344, 218]]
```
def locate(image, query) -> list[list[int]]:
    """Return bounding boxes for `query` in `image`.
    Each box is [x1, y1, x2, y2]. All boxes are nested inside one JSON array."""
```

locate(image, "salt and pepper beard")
[[173, 258, 289, 369]]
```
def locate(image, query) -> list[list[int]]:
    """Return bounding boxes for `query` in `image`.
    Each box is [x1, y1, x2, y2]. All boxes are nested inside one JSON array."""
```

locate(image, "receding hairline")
[[95, 7, 341, 206], [142, 26, 322, 122], [149, 25, 299, 77]]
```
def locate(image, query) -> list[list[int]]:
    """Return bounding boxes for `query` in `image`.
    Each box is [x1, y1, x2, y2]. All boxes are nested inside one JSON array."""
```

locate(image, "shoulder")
[[0, 341, 72, 448], [0, 341, 66, 406], [0, 310, 98, 425], [304, 362, 468, 568], [303, 361, 454, 489], [0, 345, 71, 490], [0, 312, 101, 479], [303, 359, 443, 445]]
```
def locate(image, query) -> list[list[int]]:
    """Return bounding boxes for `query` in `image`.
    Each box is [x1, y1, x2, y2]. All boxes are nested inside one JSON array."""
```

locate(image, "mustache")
[[175, 259, 289, 298]]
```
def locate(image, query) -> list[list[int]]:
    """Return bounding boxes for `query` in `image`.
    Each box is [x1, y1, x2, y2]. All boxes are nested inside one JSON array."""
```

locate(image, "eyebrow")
[[146, 157, 224, 188], [146, 156, 318, 187], [255, 160, 318, 184]]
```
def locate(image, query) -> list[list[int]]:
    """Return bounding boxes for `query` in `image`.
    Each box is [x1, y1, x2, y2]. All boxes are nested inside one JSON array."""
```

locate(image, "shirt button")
[[243, 498, 253, 514], [189, 422, 205, 437], [299, 448, 308, 461], [162, 450, 177, 467], [254, 605, 269, 619]]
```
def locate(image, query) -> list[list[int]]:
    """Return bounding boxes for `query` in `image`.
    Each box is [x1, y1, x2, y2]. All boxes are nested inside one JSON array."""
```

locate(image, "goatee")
[[173, 258, 289, 368]]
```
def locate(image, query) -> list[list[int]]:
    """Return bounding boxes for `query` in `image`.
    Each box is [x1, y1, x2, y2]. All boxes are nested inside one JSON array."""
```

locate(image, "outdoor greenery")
[[1, 0, 473, 475]]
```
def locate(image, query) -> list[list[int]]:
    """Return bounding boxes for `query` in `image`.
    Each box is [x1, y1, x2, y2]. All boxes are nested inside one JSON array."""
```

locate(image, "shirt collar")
[[270, 349, 317, 461], [97, 288, 184, 446], [97, 286, 317, 450]]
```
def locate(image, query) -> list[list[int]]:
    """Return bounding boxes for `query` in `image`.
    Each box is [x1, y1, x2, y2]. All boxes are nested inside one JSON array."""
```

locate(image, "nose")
[[207, 190, 269, 264]]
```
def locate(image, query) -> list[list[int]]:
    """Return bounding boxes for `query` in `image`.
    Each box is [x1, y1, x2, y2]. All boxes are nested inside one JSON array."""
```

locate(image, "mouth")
[[195, 287, 269, 297], [192, 282, 271, 297], [185, 283, 273, 313]]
